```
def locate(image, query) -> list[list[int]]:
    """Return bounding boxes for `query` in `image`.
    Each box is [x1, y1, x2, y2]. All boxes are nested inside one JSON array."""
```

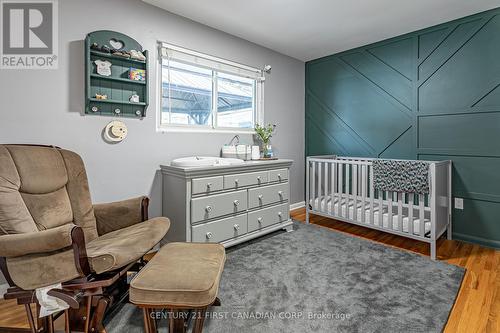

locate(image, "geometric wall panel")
[[306, 94, 374, 157], [341, 52, 413, 109], [418, 15, 500, 112], [379, 128, 414, 160], [306, 7, 500, 248], [419, 154, 500, 203], [474, 84, 500, 108], [417, 18, 482, 81], [418, 28, 448, 59], [450, 199, 500, 248], [368, 38, 413, 80], [418, 112, 500, 154], [307, 52, 413, 157], [306, 120, 344, 156]]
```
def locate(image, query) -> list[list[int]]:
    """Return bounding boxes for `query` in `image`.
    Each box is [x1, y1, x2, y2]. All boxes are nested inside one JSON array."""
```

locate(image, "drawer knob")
[[278, 212, 283, 217], [257, 176, 261, 182], [206, 183, 212, 188], [258, 194, 263, 200], [278, 190, 284, 197], [257, 217, 263, 223], [205, 205, 213, 212], [206, 232, 213, 239], [277, 174, 282, 179], [233, 224, 240, 231], [233, 200, 240, 206]]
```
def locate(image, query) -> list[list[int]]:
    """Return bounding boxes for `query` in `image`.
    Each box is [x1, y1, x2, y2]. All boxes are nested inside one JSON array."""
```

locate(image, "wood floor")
[[1, 208, 498, 332], [291, 208, 500, 333]]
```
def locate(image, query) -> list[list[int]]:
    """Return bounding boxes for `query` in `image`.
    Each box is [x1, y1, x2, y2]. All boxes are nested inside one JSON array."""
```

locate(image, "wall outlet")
[[454, 198, 464, 210]]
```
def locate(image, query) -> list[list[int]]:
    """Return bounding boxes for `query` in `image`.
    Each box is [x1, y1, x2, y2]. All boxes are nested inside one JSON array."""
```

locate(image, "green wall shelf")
[[88, 98, 147, 106], [89, 50, 147, 64], [85, 30, 149, 118], [90, 74, 147, 85]]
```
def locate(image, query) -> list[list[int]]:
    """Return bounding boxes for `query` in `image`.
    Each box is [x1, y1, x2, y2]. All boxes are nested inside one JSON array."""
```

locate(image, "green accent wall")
[[305, 8, 500, 248]]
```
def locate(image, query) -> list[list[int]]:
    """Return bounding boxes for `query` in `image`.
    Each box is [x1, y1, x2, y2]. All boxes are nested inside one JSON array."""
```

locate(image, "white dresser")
[[160, 159, 293, 247]]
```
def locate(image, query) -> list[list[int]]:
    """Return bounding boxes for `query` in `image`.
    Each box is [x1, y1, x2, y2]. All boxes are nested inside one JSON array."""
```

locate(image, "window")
[[159, 43, 263, 132]]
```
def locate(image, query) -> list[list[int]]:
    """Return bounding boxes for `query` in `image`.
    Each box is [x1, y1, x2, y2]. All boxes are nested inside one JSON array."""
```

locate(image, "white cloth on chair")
[[35, 283, 69, 317]]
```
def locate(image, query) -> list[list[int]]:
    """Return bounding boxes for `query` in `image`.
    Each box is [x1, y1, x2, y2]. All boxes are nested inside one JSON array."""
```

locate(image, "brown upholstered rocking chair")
[[0, 144, 170, 333]]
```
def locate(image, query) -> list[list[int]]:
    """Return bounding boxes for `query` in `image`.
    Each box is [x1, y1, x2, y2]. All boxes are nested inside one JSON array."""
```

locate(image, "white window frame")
[[157, 42, 264, 133]]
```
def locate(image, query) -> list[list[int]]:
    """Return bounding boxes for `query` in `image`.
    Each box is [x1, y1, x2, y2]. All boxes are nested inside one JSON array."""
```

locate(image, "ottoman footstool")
[[130, 242, 226, 333]]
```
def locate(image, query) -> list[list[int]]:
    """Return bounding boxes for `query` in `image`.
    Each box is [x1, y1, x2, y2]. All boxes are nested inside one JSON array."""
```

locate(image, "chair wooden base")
[[1, 292, 112, 333], [1, 262, 137, 333]]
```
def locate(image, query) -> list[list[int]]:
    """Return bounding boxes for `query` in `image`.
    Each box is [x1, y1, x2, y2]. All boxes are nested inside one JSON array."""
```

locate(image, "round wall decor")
[[104, 120, 128, 142]]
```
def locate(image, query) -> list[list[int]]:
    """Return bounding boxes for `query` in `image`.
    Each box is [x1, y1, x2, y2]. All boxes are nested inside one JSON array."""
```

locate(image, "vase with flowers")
[[255, 123, 276, 158]]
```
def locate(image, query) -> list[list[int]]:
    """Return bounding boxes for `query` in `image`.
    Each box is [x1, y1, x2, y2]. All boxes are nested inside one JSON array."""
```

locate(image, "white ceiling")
[[143, 0, 499, 61]]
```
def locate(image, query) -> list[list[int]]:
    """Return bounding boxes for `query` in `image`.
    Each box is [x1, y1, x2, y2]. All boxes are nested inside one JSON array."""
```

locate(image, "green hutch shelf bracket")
[[85, 30, 149, 118]]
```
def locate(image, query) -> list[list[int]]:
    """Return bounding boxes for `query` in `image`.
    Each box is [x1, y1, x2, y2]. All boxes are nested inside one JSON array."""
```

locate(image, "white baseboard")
[[0, 283, 8, 300], [290, 201, 305, 211]]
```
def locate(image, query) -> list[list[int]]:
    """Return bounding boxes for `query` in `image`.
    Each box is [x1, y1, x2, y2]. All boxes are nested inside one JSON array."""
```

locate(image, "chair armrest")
[[94, 196, 149, 236], [0, 225, 90, 289], [0, 224, 76, 258]]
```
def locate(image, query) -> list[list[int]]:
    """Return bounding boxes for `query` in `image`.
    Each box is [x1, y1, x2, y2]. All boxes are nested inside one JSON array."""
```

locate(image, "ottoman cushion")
[[130, 242, 226, 308]]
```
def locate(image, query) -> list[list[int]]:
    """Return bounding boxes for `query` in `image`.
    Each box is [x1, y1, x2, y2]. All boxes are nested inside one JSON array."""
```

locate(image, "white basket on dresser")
[[161, 159, 293, 247]]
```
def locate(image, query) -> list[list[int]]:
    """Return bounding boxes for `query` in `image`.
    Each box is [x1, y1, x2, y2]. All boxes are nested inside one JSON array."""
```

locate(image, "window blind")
[[160, 43, 262, 80]]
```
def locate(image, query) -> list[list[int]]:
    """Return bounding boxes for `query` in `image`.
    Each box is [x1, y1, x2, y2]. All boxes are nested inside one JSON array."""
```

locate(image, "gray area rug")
[[105, 222, 465, 332]]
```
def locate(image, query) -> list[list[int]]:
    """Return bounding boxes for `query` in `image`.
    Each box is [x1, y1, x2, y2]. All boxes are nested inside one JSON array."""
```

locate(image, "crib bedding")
[[310, 197, 431, 237], [372, 159, 430, 194]]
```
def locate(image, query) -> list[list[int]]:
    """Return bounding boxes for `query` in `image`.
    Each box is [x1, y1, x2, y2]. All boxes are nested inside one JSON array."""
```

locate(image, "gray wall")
[[0, 0, 305, 218]]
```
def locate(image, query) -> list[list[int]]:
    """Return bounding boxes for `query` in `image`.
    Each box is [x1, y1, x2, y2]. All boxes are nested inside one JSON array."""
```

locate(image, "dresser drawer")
[[191, 190, 247, 223], [192, 176, 223, 195], [224, 171, 268, 189], [192, 214, 247, 243], [248, 182, 288, 208], [269, 168, 288, 182], [248, 203, 289, 232]]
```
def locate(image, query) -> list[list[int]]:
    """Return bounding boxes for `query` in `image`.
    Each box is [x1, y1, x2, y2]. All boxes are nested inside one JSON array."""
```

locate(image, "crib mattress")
[[310, 197, 431, 237]]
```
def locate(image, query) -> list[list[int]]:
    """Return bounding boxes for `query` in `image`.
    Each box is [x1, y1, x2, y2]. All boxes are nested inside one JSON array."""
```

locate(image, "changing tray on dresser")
[[161, 159, 293, 247]]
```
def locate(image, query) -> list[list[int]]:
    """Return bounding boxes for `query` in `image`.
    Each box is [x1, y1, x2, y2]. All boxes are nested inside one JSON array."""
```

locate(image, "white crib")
[[306, 156, 452, 260]]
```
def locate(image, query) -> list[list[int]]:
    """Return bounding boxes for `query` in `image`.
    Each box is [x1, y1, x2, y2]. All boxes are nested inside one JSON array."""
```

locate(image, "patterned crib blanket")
[[372, 159, 429, 194]]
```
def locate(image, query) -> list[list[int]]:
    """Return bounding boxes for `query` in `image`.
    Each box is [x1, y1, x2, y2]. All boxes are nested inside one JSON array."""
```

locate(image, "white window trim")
[[156, 41, 264, 133]]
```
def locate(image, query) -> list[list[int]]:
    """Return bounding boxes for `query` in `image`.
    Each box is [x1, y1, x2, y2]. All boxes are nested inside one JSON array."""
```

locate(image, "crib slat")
[[397, 192, 403, 232], [318, 162, 322, 211], [341, 163, 345, 218], [306, 160, 310, 223], [337, 163, 343, 217], [386, 191, 392, 229], [358, 165, 363, 196], [419, 194, 425, 237], [378, 190, 383, 227], [311, 162, 316, 210], [361, 164, 367, 223], [330, 162, 337, 215], [323, 162, 328, 213], [345, 163, 350, 216], [369, 165, 374, 225], [353, 164, 358, 221], [408, 193, 414, 235]]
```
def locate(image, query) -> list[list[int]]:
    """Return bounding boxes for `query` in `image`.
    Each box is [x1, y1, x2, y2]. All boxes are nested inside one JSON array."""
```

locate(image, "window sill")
[[157, 126, 256, 135]]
